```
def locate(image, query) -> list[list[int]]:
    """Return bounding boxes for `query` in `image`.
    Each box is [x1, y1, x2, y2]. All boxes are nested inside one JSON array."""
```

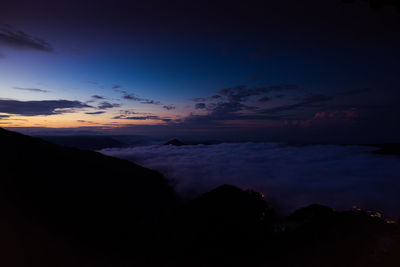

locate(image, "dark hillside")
[[0, 128, 178, 265]]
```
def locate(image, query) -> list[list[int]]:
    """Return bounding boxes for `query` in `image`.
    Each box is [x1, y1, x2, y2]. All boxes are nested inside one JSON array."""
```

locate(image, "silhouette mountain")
[[164, 138, 186, 146], [156, 185, 276, 266], [153, 185, 400, 267]]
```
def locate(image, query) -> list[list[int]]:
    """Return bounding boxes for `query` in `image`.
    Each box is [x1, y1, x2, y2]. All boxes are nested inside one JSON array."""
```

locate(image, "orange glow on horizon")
[[0, 111, 179, 128]]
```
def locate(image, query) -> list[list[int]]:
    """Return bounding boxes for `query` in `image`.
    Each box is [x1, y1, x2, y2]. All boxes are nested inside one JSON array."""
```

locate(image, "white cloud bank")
[[100, 143, 400, 217]]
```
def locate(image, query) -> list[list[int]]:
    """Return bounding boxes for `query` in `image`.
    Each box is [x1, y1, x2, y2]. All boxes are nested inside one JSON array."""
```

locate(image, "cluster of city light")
[[352, 205, 397, 224]]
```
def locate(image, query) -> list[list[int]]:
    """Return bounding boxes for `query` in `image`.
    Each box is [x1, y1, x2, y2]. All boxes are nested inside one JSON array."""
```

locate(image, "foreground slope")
[[0, 128, 177, 266]]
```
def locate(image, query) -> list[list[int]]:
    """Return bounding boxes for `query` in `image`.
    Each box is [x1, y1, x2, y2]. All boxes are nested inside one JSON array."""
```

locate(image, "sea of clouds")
[[100, 143, 400, 217]]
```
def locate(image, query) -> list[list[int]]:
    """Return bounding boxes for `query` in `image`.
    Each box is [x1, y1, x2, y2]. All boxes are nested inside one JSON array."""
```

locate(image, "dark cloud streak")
[[260, 94, 334, 114], [85, 111, 105, 115], [0, 25, 53, 52], [92, 95, 105, 99], [97, 101, 120, 110], [163, 105, 176, 110], [113, 114, 171, 122], [218, 84, 297, 102], [0, 99, 91, 116], [195, 103, 206, 109], [118, 89, 163, 105], [13, 87, 49, 93]]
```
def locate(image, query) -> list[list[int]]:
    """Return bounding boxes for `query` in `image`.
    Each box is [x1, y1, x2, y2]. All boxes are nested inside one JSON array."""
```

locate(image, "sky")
[[0, 0, 399, 143]]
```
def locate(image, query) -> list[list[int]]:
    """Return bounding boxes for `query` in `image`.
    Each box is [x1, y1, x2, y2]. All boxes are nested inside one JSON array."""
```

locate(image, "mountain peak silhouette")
[[164, 138, 186, 146]]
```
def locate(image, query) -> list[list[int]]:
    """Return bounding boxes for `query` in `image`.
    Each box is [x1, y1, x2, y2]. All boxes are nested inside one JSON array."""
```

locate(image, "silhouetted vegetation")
[[1, 128, 399, 266]]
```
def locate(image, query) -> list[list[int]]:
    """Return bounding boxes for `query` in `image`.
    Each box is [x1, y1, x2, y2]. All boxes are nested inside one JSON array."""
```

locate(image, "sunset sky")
[[1, 0, 399, 142]]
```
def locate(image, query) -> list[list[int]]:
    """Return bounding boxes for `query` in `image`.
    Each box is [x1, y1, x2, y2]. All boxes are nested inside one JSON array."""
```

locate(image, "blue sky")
[[0, 0, 399, 142]]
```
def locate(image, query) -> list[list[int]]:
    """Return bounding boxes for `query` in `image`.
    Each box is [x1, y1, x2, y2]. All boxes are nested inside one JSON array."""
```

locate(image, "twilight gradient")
[[1, 0, 400, 143]]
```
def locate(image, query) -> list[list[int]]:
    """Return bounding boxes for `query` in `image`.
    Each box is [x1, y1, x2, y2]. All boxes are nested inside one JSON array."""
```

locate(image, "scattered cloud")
[[260, 94, 334, 114], [195, 103, 207, 109], [0, 99, 91, 116], [186, 84, 300, 124], [85, 111, 105, 115], [118, 109, 139, 115], [181, 84, 376, 133], [163, 105, 176, 110], [13, 87, 49, 93], [92, 95, 105, 100], [192, 84, 296, 105], [122, 92, 142, 101], [285, 108, 360, 127], [112, 84, 165, 106], [112, 114, 171, 122], [217, 84, 297, 102], [141, 99, 161, 105], [117, 89, 162, 105], [77, 120, 97, 124], [0, 25, 53, 52], [113, 115, 159, 120], [112, 109, 172, 122], [98, 101, 120, 109]]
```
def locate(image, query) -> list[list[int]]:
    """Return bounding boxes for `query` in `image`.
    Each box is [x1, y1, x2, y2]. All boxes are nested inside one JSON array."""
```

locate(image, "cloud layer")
[[0, 99, 90, 116], [100, 143, 400, 217]]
